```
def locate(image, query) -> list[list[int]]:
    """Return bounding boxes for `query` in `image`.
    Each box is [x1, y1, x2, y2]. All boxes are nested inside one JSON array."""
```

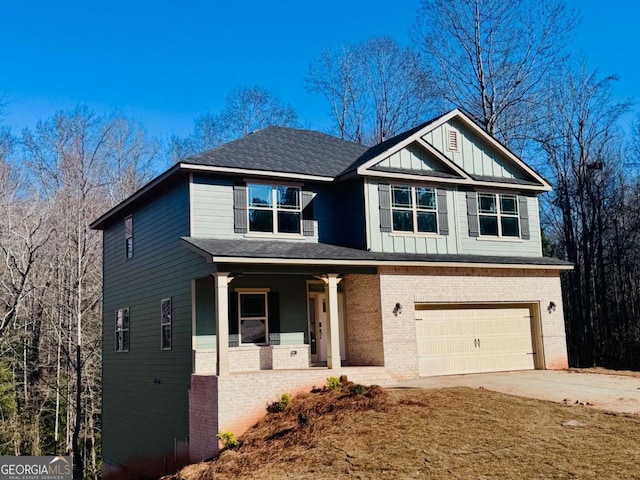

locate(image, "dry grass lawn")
[[168, 382, 640, 479]]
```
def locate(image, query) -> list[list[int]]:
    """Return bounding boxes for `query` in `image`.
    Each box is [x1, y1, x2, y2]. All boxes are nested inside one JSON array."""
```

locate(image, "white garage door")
[[415, 305, 536, 376]]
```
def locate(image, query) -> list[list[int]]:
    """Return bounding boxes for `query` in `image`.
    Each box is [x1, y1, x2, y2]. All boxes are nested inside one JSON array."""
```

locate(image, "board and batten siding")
[[422, 119, 525, 180], [102, 178, 213, 476], [457, 191, 542, 257], [365, 179, 459, 255], [376, 142, 445, 173]]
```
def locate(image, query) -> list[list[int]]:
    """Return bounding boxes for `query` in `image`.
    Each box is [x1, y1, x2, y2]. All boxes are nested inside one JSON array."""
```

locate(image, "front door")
[[309, 293, 346, 364]]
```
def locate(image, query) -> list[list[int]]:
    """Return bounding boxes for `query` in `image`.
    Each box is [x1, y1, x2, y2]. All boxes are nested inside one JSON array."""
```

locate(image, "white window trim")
[[237, 289, 269, 346], [115, 308, 130, 353], [477, 192, 520, 238], [390, 185, 438, 234], [246, 184, 303, 237], [161, 298, 172, 351]]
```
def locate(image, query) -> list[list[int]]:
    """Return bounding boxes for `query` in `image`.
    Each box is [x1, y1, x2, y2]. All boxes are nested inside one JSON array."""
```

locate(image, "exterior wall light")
[[393, 303, 403, 316], [547, 301, 557, 313]]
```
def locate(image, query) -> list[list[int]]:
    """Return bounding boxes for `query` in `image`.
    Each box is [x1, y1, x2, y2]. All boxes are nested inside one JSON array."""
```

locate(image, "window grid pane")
[[416, 188, 436, 210], [417, 212, 437, 233], [478, 194, 497, 213], [391, 186, 412, 208], [393, 210, 414, 232], [248, 185, 272, 207], [277, 187, 300, 209]]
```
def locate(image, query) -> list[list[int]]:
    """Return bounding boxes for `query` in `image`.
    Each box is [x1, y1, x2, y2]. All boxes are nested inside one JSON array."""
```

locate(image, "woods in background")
[[0, 0, 639, 478]]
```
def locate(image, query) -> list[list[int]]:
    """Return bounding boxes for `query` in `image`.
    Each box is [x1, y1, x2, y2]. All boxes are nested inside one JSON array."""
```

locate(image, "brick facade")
[[375, 266, 568, 373], [342, 274, 384, 366], [189, 266, 569, 464]]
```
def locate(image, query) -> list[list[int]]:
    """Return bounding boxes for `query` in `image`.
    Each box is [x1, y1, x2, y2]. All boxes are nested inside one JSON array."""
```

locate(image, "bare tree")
[[307, 36, 433, 145], [536, 65, 632, 367], [219, 86, 297, 138], [102, 116, 160, 205], [306, 44, 367, 142], [169, 113, 223, 163], [170, 86, 298, 161], [412, 0, 576, 150]]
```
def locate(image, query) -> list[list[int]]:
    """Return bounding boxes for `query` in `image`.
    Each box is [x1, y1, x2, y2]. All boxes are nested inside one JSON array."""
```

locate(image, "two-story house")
[[91, 109, 571, 479]]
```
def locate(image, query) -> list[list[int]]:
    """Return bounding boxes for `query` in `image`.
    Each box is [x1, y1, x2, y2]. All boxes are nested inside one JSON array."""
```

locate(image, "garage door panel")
[[415, 305, 536, 376]]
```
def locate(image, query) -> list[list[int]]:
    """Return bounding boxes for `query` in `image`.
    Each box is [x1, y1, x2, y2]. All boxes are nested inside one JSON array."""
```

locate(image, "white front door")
[[310, 293, 346, 364]]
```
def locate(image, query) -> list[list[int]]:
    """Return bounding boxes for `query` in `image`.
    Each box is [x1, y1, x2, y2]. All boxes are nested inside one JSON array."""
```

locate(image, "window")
[[478, 193, 520, 237], [391, 185, 438, 233], [115, 308, 130, 352], [125, 215, 133, 259], [238, 291, 268, 344], [247, 184, 301, 235], [161, 298, 172, 350]]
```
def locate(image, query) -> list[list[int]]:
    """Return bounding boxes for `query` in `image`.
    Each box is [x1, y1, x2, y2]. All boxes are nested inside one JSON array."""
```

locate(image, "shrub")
[[216, 431, 240, 449], [267, 392, 292, 413], [350, 383, 366, 395], [326, 376, 341, 391]]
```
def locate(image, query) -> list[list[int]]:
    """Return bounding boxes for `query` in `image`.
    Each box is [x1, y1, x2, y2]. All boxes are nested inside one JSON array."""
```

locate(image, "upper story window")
[[391, 185, 438, 234], [247, 184, 301, 235], [125, 215, 133, 259], [115, 308, 130, 352], [478, 193, 519, 237]]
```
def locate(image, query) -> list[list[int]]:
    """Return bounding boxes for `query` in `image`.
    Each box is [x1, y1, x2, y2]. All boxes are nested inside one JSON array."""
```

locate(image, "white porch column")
[[324, 273, 342, 369], [214, 272, 230, 376]]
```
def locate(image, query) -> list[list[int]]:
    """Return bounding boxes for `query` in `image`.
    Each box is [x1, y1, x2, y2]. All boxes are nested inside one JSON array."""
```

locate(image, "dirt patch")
[[168, 384, 640, 479]]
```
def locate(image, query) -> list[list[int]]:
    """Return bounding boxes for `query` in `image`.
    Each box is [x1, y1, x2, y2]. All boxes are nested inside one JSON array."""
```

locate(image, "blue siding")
[[102, 178, 212, 477], [315, 180, 366, 249]]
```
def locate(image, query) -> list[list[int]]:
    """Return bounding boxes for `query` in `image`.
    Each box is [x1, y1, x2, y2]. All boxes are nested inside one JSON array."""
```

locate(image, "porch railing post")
[[325, 273, 342, 369]]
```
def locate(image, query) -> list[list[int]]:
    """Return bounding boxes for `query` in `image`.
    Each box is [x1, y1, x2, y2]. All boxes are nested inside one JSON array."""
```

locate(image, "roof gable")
[[349, 109, 550, 191]]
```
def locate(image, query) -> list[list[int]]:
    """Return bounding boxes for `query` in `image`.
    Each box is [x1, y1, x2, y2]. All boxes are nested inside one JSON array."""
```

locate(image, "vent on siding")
[[447, 128, 460, 152]]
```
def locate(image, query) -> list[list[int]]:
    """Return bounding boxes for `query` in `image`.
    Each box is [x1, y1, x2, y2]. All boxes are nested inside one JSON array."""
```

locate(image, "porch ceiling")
[[181, 237, 573, 270]]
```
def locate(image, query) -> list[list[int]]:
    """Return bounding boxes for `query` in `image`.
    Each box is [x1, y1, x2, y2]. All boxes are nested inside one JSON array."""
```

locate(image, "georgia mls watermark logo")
[[0, 456, 72, 480]]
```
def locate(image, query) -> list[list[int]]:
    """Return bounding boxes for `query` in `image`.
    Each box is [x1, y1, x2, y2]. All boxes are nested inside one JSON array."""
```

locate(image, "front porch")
[[191, 269, 384, 376]]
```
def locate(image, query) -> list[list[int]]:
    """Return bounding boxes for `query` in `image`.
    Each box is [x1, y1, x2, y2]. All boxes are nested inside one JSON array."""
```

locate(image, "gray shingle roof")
[[182, 237, 573, 268], [184, 126, 369, 178]]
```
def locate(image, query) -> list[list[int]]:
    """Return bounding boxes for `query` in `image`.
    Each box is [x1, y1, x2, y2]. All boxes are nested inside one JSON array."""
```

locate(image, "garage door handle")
[[477, 338, 480, 348]]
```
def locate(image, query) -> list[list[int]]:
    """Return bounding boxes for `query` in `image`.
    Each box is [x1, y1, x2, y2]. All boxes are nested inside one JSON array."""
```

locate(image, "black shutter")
[[378, 183, 392, 232], [301, 190, 314, 237], [268, 292, 280, 345], [467, 192, 480, 237], [518, 195, 530, 240], [228, 292, 239, 347], [233, 183, 248, 233], [437, 189, 449, 235], [466, 191, 480, 238]]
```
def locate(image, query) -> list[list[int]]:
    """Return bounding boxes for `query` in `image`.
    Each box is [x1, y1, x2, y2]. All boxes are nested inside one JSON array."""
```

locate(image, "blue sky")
[[0, 0, 638, 142]]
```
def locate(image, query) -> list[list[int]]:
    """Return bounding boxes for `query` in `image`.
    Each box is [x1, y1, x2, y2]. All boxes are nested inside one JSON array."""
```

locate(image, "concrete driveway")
[[396, 370, 640, 415]]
